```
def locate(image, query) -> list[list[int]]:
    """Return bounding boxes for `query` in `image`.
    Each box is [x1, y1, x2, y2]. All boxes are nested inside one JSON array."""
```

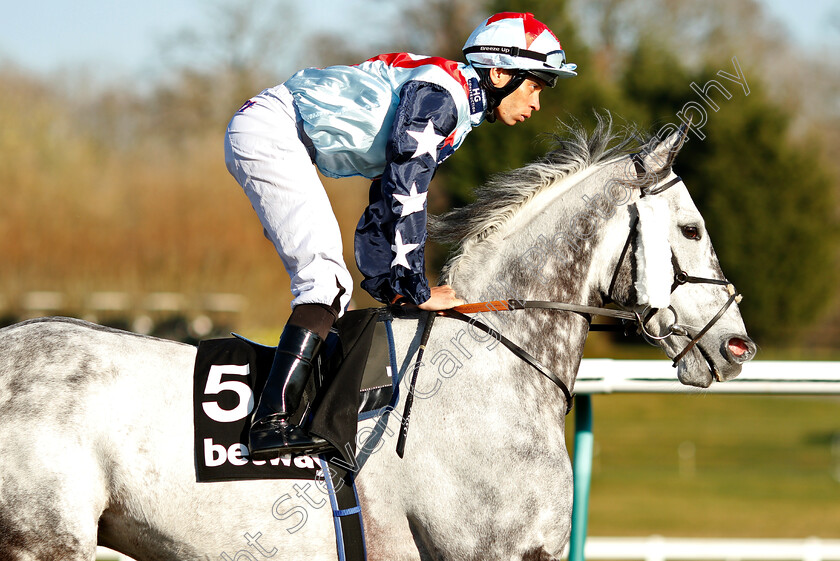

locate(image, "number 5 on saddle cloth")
[[192, 307, 399, 483]]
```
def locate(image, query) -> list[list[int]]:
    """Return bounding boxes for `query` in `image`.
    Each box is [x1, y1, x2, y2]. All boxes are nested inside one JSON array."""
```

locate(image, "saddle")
[[192, 307, 398, 483]]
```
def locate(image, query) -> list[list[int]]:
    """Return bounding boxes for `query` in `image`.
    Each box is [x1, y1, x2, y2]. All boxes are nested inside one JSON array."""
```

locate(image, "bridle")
[[644, 251, 742, 368], [425, 165, 743, 413], [625, 167, 743, 369]]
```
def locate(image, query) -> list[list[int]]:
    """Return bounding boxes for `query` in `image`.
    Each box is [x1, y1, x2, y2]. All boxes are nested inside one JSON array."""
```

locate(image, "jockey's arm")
[[355, 80, 464, 308]]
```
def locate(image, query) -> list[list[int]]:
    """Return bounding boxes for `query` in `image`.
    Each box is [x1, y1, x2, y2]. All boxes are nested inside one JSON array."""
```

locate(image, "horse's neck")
[[447, 178, 621, 382]]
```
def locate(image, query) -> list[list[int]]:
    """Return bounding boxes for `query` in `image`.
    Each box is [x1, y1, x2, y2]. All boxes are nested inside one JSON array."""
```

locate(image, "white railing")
[[567, 359, 840, 561], [575, 359, 840, 395], [98, 537, 840, 561], [575, 536, 840, 561]]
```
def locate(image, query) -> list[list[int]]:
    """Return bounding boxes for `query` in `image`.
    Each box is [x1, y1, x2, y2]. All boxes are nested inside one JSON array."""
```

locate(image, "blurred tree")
[[397, 0, 485, 61], [619, 38, 692, 126], [617, 44, 839, 344], [570, 0, 783, 74], [147, 0, 307, 143]]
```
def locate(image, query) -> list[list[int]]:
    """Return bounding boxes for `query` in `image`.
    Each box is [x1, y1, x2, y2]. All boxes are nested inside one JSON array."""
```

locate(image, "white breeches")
[[224, 86, 353, 315]]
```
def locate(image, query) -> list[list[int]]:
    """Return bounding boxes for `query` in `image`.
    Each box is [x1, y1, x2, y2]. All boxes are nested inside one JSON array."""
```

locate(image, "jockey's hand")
[[418, 285, 465, 311]]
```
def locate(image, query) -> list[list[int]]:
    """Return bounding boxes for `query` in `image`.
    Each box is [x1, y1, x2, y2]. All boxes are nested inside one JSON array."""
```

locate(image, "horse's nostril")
[[727, 337, 751, 358]]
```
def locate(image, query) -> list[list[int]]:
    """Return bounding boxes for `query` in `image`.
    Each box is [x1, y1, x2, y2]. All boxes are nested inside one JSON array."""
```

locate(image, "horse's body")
[[0, 119, 755, 561]]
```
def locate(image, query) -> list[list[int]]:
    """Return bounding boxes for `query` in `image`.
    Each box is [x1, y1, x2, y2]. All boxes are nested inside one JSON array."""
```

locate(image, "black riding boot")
[[248, 324, 330, 459]]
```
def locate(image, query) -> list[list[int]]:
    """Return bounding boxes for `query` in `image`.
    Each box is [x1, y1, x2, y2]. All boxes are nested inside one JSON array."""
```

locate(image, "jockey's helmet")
[[463, 12, 577, 121]]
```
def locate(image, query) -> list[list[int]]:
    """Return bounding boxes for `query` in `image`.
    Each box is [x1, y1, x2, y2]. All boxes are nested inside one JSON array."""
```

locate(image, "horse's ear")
[[641, 120, 690, 173]]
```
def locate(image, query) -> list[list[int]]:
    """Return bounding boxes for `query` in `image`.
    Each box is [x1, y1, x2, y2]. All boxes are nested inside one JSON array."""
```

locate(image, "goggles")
[[464, 45, 567, 67]]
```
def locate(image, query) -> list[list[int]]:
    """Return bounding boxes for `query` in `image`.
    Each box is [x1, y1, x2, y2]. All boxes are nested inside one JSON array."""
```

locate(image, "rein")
[[437, 299, 632, 417], [437, 307, 575, 413], [395, 310, 436, 458], [661, 255, 743, 367], [451, 299, 636, 322], [395, 299, 637, 420]]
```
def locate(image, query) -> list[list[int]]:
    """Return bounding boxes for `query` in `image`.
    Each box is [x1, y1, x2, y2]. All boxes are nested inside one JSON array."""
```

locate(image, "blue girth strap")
[[318, 457, 367, 561]]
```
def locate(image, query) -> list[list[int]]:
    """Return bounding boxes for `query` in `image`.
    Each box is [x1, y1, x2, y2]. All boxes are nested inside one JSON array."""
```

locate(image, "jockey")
[[224, 12, 577, 459]]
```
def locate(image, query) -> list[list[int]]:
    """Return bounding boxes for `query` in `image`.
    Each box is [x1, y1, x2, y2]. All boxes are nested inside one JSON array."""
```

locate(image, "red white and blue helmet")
[[463, 12, 577, 88]]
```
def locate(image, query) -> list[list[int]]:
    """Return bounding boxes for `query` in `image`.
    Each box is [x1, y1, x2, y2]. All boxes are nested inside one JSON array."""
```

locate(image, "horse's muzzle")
[[722, 334, 757, 364]]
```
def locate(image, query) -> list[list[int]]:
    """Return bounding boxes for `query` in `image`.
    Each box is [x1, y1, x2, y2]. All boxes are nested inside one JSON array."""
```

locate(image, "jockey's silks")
[[235, 54, 486, 306]]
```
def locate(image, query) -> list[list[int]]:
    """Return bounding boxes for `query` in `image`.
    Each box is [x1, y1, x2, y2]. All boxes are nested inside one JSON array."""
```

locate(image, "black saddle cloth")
[[193, 308, 395, 482]]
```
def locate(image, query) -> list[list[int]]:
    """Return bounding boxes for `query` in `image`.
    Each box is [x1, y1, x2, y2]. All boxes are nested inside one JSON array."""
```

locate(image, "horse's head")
[[434, 115, 755, 387], [607, 125, 757, 387]]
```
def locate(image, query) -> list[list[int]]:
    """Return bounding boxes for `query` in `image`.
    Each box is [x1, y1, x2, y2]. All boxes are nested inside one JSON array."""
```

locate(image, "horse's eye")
[[681, 225, 701, 240]]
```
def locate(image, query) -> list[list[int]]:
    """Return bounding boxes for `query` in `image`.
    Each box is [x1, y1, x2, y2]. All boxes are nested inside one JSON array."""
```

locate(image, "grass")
[[565, 392, 840, 538]]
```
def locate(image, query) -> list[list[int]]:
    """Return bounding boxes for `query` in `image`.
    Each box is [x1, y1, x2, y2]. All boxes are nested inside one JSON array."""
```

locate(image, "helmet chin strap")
[[476, 68, 528, 123]]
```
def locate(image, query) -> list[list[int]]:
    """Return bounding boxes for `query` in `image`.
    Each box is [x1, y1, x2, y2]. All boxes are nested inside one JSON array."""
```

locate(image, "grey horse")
[[0, 118, 755, 561]]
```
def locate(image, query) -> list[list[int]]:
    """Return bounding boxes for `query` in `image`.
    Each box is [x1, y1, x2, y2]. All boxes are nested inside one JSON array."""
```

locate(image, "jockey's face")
[[489, 68, 545, 126]]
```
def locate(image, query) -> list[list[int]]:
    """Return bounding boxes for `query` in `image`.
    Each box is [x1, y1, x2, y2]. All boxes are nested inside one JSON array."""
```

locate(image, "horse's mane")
[[430, 112, 652, 249]]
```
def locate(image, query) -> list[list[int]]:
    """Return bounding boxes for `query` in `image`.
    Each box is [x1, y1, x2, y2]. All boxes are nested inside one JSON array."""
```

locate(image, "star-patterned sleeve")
[[354, 80, 459, 305]]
